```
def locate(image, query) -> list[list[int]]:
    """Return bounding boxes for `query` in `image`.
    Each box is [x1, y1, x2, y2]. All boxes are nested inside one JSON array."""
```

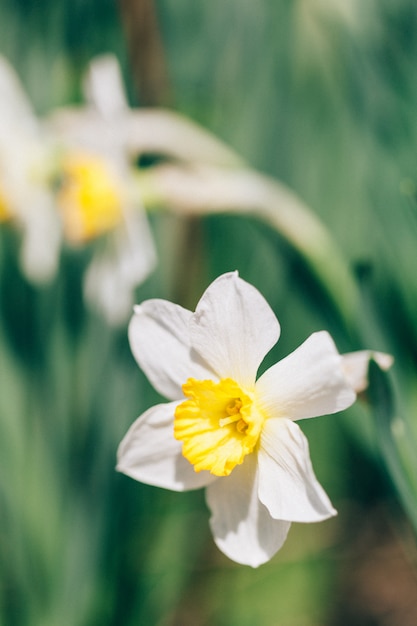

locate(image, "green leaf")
[[369, 360, 417, 532]]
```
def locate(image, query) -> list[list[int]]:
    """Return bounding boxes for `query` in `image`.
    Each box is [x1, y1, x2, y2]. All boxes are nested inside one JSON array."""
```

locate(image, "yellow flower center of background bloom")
[[57, 153, 124, 243], [0, 186, 11, 223], [174, 378, 265, 477]]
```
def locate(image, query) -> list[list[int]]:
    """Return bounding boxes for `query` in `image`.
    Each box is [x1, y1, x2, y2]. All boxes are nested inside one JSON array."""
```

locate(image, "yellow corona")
[[174, 377, 266, 476], [0, 187, 11, 223], [58, 153, 124, 243]]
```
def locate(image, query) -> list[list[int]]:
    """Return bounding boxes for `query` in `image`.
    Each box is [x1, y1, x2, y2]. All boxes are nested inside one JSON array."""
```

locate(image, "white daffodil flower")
[[117, 272, 360, 567], [0, 55, 60, 282], [48, 55, 157, 325]]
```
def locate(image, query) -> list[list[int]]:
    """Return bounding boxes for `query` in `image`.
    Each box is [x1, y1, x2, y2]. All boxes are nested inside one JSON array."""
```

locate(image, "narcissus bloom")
[[0, 55, 60, 282], [49, 55, 156, 325], [117, 272, 371, 566]]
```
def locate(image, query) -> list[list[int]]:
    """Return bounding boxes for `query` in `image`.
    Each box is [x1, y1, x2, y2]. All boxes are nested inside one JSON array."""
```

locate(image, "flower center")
[[174, 378, 265, 477], [57, 152, 124, 243], [0, 186, 11, 223]]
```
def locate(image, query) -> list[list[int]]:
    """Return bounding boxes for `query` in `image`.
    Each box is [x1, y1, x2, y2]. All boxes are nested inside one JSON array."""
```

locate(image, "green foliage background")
[[1, 1, 417, 625]]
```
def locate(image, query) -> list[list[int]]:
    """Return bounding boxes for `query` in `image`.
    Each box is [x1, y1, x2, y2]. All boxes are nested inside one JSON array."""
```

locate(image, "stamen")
[[236, 419, 249, 434], [219, 414, 241, 428], [226, 398, 242, 415], [219, 397, 243, 427]]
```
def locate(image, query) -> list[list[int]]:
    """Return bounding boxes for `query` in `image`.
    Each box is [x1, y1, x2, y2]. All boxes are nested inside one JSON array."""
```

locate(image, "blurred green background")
[[1, 1, 417, 625]]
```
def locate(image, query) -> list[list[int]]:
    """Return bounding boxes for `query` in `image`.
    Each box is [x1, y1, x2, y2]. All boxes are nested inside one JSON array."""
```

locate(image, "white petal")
[[0, 56, 38, 134], [128, 300, 215, 401], [83, 54, 128, 119], [117, 402, 215, 491], [256, 331, 356, 420], [84, 209, 156, 326], [118, 208, 157, 286], [19, 195, 61, 283], [125, 109, 242, 167], [84, 253, 133, 326], [206, 453, 291, 567], [341, 350, 394, 393], [190, 272, 280, 388], [258, 418, 336, 522]]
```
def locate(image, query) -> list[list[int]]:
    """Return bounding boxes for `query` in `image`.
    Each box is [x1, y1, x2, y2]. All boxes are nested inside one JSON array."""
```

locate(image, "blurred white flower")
[[117, 272, 358, 567], [47, 52, 248, 324], [0, 55, 60, 282], [49, 55, 157, 325]]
